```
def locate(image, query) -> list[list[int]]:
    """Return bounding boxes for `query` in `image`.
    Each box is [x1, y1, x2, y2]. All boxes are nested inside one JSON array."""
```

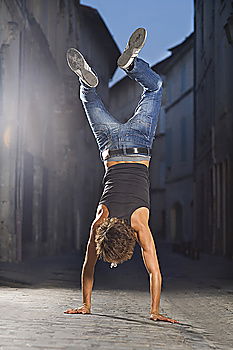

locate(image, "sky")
[[80, 0, 194, 85]]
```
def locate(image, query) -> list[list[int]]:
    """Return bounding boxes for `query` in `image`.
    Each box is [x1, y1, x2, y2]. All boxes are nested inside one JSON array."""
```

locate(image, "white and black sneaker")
[[117, 28, 147, 70], [66, 48, 98, 87]]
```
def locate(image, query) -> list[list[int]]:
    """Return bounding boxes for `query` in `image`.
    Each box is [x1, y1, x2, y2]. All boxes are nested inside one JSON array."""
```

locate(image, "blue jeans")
[[80, 58, 163, 161]]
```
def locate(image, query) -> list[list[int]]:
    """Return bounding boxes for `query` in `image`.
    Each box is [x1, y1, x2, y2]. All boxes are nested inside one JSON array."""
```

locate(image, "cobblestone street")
[[0, 240, 232, 350]]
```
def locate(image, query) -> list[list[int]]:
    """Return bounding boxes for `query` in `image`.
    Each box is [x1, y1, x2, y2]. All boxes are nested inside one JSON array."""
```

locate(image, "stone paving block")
[[0, 242, 232, 349]]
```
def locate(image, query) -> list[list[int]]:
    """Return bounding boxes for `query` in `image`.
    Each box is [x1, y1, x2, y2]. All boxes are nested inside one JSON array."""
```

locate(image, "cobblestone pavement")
[[0, 240, 232, 350]]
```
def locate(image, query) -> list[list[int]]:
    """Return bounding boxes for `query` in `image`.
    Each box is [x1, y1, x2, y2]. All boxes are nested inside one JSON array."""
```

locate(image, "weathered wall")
[[0, 0, 119, 261], [160, 36, 194, 245], [194, 0, 233, 256]]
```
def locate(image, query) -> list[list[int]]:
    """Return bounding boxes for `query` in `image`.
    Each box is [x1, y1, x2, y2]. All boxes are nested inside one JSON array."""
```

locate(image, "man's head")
[[95, 217, 137, 265]]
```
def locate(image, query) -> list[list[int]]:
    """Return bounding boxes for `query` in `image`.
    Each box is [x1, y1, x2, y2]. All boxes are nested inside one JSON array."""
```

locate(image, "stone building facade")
[[194, 0, 233, 257], [0, 0, 119, 262], [156, 34, 194, 249]]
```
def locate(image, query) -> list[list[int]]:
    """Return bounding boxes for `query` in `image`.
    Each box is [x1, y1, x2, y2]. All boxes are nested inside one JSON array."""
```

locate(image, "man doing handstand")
[[64, 28, 179, 324]]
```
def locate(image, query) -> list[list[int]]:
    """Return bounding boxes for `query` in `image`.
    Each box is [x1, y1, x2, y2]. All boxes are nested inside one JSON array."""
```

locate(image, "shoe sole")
[[66, 48, 98, 87], [117, 28, 147, 69]]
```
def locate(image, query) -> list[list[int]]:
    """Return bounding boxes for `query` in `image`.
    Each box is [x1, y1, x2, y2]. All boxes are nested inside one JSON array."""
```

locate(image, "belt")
[[102, 147, 151, 161]]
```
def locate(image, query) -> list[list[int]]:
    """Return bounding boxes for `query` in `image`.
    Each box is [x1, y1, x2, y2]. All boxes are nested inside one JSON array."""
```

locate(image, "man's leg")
[[67, 48, 119, 154], [125, 57, 163, 124], [80, 82, 120, 154], [118, 28, 163, 148], [127, 58, 162, 149], [117, 27, 162, 92], [117, 27, 147, 70], [67, 48, 98, 87], [80, 82, 119, 128]]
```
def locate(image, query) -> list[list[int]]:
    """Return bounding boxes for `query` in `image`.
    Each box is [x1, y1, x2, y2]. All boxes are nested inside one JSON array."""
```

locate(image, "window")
[[201, 0, 205, 51], [167, 83, 172, 104], [180, 62, 186, 93], [158, 106, 166, 134], [159, 161, 166, 187], [180, 117, 187, 161], [166, 128, 172, 168]]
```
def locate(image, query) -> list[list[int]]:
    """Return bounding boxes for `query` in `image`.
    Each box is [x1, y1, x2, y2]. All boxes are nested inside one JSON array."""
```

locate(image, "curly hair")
[[95, 217, 137, 264]]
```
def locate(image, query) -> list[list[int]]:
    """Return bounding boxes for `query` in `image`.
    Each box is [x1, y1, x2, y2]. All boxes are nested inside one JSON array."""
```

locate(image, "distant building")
[[194, 0, 233, 257], [156, 34, 194, 248], [0, 0, 119, 262]]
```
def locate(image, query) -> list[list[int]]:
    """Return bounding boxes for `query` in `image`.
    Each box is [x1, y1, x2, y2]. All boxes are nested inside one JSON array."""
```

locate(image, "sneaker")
[[117, 28, 147, 70], [66, 48, 98, 87]]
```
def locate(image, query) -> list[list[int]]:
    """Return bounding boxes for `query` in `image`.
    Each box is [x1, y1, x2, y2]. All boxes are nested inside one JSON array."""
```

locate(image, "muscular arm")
[[132, 208, 179, 323], [64, 226, 97, 314], [64, 206, 107, 314], [137, 223, 162, 315], [139, 224, 179, 323], [81, 227, 98, 309]]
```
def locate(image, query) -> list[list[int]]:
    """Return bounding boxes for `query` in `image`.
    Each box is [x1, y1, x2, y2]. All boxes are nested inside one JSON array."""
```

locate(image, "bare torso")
[[104, 159, 150, 170]]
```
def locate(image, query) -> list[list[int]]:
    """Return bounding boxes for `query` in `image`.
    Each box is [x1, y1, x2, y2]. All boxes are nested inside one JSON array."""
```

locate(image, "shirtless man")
[[64, 28, 179, 323]]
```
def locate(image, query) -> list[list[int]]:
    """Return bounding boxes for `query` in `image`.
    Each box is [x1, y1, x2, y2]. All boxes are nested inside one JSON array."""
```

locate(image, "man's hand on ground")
[[150, 313, 180, 323], [64, 305, 91, 314]]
